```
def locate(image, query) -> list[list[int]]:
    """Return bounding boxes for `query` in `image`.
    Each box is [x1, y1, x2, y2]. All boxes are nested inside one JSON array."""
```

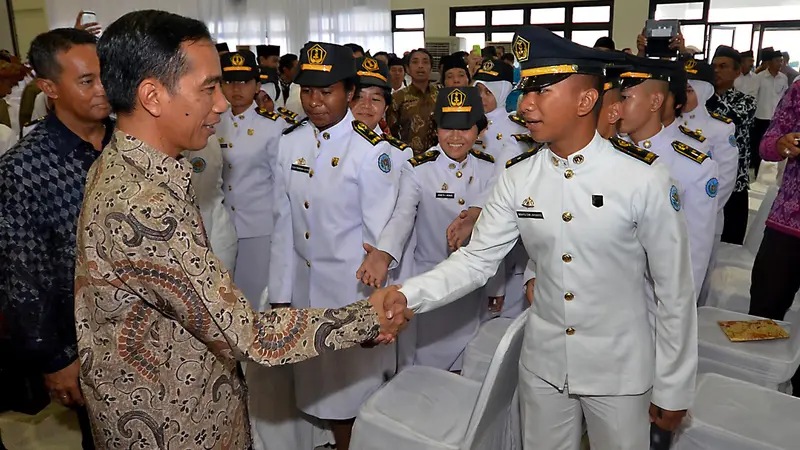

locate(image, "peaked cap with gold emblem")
[[617, 54, 679, 89], [354, 56, 390, 90], [434, 86, 485, 131], [221, 51, 259, 82], [474, 58, 514, 83], [513, 26, 623, 92], [295, 41, 357, 87], [682, 58, 715, 85]]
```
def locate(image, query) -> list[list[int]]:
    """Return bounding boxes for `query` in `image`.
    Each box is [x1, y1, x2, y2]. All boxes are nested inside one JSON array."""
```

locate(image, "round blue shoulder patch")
[[670, 185, 681, 211], [706, 177, 719, 198], [378, 152, 392, 173], [729, 134, 737, 147], [191, 157, 206, 173]]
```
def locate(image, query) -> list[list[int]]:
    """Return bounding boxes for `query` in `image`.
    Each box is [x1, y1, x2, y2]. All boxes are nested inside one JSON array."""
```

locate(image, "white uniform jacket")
[[217, 103, 284, 239], [268, 111, 400, 308], [399, 133, 698, 411], [477, 109, 528, 159], [627, 128, 719, 296]]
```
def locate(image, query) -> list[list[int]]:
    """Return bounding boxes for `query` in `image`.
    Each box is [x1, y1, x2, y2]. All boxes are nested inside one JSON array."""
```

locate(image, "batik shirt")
[[387, 82, 439, 156], [0, 113, 112, 374], [759, 81, 800, 238], [74, 130, 380, 449], [706, 88, 756, 192]]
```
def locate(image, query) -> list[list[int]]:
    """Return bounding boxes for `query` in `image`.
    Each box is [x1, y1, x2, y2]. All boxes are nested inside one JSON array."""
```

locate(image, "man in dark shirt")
[[708, 45, 757, 244], [0, 28, 112, 449]]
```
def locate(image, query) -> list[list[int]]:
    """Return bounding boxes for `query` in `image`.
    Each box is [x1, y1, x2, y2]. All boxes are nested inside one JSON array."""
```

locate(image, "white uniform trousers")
[[247, 364, 315, 450], [519, 362, 650, 450], [214, 238, 238, 277], [234, 235, 271, 310]]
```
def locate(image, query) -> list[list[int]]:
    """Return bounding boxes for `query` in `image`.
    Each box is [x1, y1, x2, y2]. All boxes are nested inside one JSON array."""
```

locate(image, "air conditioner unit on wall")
[[424, 36, 467, 80]]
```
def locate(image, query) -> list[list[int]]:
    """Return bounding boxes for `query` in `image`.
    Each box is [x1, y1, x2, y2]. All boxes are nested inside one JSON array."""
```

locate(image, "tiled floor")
[[0, 162, 784, 450]]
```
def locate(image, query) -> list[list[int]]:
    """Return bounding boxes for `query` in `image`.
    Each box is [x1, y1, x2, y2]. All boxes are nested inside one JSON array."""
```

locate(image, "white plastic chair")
[[696, 306, 800, 391], [350, 312, 528, 450], [462, 317, 515, 382], [672, 373, 800, 450]]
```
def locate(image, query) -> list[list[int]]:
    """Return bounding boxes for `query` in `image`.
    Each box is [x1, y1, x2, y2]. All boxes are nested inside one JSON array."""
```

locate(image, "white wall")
[[390, 0, 648, 51], [11, 0, 49, 59]]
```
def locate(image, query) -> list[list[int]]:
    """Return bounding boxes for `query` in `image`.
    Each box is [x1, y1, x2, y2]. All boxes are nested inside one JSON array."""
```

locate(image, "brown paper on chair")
[[718, 319, 790, 342]]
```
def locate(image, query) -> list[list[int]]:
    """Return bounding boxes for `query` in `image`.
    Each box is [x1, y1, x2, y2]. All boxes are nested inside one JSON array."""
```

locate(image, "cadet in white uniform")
[[370, 27, 697, 450], [183, 137, 238, 273], [617, 56, 720, 298], [217, 51, 287, 308], [349, 56, 418, 370], [473, 59, 528, 158], [268, 42, 400, 449]]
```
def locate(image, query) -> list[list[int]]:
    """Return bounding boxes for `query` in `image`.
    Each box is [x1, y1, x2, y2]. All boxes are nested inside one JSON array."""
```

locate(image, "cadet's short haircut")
[[29, 28, 97, 81], [344, 43, 365, 55], [97, 10, 211, 114], [279, 53, 298, 73]]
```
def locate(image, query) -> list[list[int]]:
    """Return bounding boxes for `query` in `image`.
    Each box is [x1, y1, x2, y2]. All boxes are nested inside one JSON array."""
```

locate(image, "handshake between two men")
[[368, 285, 414, 344]]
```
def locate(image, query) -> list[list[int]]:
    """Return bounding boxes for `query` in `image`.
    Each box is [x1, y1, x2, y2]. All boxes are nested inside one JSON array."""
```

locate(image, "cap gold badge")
[[684, 58, 698, 74], [303, 44, 332, 72], [443, 88, 471, 113], [363, 58, 379, 71], [357, 57, 387, 82], [513, 35, 531, 63], [231, 54, 245, 66]]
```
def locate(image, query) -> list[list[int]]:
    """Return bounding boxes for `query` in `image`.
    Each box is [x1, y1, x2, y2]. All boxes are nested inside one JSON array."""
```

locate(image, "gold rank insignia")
[[247, 129, 254, 136], [522, 197, 535, 208], [441, 183, 448, 191], [296, 157, 306, 166], [331, 157, 339, 167]]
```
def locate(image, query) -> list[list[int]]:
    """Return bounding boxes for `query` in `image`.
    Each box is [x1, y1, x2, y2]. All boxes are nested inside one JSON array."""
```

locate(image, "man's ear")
[[577, 86, 600, 117], [137, 78, 165, 117], [651, 90, 666, 113], [608, 100, 622, 124], [36, 78, 58, 101]]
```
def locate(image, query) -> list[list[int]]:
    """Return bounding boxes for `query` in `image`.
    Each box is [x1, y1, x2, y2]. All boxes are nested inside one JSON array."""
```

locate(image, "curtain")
[[45, 0, 393, 56]]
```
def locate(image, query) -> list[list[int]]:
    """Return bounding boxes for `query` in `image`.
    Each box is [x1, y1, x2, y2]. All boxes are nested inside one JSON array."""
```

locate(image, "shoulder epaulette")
[[283, 116, 299, 126], [469, 149, 495, 163], [511, 133, 534, 144], [282, 117, 309, 135], [352, 120, 383, 146], [710, 112, 733, 124], [678, 125, 706, 143], [506, 143, 544, 168], [408, 150, 439, 167], [508, 113, 526, 127], [23, 115, 46, 128], [255, 107, 280, 121], [609, 136, 658, 165], [381, 134, 409, 151], [277, 107, 298, 120], [672, 141, 709, 164]]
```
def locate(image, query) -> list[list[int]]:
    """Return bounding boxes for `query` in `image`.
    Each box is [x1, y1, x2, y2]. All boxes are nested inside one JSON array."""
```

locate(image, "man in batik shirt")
[[387, 48, 438, 155], [75, 11, 409, 449]]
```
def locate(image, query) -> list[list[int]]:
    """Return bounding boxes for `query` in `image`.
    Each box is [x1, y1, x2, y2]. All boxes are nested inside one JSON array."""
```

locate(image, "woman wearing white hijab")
[[472, 59, 528, 159]]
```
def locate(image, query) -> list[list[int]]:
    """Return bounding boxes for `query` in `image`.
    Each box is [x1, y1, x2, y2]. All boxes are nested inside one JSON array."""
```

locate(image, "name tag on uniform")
[[517, 211, 544, 219], [220, 143, 228, 148], [291, 164, 311, 174], [436, 192, 455, 199]]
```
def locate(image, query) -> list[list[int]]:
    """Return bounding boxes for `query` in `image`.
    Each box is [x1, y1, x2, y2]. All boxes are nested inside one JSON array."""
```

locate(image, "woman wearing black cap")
[[268, 41, 403, 450]]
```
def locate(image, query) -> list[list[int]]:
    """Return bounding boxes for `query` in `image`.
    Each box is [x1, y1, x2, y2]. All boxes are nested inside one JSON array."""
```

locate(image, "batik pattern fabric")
[[75, 130, 380, 449], [387, 83, 439, 156], [706, 88, 757, 192]]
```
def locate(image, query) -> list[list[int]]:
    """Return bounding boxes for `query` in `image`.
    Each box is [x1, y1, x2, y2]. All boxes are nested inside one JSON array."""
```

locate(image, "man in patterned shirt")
[[0, 28, 111, 450], [708, 45, 757, 245], [387, 48, 438, 155], [75, 11, 410, 448]]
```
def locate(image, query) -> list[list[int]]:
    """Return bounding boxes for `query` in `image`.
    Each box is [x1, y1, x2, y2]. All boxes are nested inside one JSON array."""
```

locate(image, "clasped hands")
[[368, 285, 413, 344]]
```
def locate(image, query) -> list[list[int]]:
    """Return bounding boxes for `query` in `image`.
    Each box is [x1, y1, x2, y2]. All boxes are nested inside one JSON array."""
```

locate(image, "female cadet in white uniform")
[[349, 56, 418, 370], [473, 58, 528, 158], [216, 50, 287, 308], [268, 42, 400, 449], [381, 86, 501, 371]]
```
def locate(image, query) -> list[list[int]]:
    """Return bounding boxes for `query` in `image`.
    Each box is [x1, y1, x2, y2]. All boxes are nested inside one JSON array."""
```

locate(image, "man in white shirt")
[[733, 50, 758, 97], [752, 48, 788, 178]]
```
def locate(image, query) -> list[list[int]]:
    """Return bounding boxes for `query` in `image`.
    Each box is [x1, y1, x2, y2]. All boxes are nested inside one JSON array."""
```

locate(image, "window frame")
[[449, 1, 614, 44], [392, 9, 425, 33]]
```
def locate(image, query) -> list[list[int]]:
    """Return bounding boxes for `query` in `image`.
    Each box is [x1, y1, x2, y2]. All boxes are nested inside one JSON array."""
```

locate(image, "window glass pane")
[[761, 28, 800, 70], [492, 9, 524, 26], [395, 13, 424, 30], [681, 24, 706, 53], [710, 0, 800, 22], [491, 32, 515, 43], [654, 2, 704, 20], [456, 11, 485, 27], [572, 6, 611, 23], [553, 30, 565, 38], [571, 30, 610, 48], [393, 31, 425, 56], [530, 7, 565, 24], [456, 33, 486, 51]]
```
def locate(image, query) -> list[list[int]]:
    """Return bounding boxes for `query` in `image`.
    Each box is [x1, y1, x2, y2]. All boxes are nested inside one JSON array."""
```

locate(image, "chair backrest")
[[461, 311, 528, 450], [744, 185, 779, 254]]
